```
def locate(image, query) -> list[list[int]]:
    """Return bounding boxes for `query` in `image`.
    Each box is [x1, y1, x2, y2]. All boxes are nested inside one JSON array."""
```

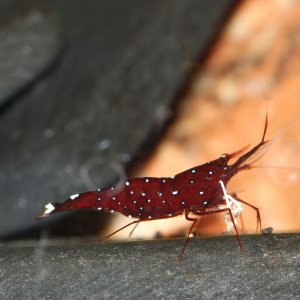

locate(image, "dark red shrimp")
[[38, 114, 270, 260]]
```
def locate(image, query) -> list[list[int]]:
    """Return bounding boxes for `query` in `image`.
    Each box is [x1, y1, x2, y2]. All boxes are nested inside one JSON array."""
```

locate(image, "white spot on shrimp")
[[133, 200, 137, 204], [162, 179, 166, 183], [112, 197, 116, 200], [171, 176, 175, 179], [145, 178, 150, 183], [110, 187, 114, 191], [97, 197, 101, 201], [128, 215, 133, 219], [43, 203, 55, 215], [158, 192, 163, 197], [162, 200, 166, 204], [97, 188, 101, 192], [118, 202, 121, 205], [168, 213, 172, 216], [70, 194, 79, 200], [97, 208, 102, 211], [190, 180, 194, 184], [191, 169, 196, 174], [148, 216, 152, 219], [181, 201, 186, 205], [141, 192, 146, 197], [203, 201, 208, 205], [130, 191, 134, 195], [147, 199, 151, 203], [140, 206, 143, 210], [199, 191, 204, 195], [110, 210, 115, 213], [125, 181, 130, 186], [209, 171, 213, 175], [172, 191, 178, 195]]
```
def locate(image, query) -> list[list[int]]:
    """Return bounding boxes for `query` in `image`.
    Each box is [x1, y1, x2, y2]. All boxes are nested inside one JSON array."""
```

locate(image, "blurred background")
[[0, 0, 300, 246], [120, 0, 300, 240]]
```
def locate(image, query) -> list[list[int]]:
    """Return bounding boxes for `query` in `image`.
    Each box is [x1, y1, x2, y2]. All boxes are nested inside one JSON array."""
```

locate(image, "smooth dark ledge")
[[1, 233, 299, 299]]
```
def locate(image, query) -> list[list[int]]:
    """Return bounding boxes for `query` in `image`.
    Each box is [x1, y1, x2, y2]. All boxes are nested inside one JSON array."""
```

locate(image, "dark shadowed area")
[[0, 0, 236, 237]]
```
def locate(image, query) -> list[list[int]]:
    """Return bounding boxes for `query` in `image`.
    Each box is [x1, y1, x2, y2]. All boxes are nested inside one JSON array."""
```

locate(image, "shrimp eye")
[[219, 153, 230, 166]]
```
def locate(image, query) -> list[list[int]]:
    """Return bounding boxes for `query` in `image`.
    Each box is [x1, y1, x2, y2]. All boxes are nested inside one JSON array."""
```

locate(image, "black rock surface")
[[1, 234, 299, 299], [0, 0, 62, 106], [0, 0, 236, 237]]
